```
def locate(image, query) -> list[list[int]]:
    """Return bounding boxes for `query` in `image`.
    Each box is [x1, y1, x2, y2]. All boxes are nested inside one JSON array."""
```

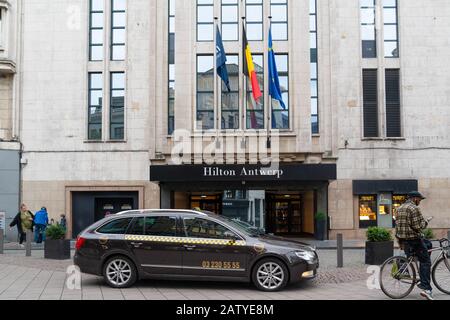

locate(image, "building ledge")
[[0, 59, 16, 74]]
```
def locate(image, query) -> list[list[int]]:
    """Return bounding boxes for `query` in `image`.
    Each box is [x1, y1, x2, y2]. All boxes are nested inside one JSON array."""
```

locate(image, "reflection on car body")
[[74, 210, 319, 291]]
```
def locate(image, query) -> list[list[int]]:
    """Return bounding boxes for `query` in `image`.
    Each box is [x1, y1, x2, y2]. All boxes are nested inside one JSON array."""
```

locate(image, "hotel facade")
[[1, 0, 450, 241]]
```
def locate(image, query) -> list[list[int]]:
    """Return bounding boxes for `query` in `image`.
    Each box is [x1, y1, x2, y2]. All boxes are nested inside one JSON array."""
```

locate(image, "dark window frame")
[[89, 0, 104, 61], [110, 0, 126, 61], [110, 71, 125, 140], [88, 72, 103, 140], [383, 0, 399, 58], [196, 54, 215, 131], [245, 0, 264, 41], [310, 0, 319, 134], [271, 53, 290, 130], [196, 0, 214, 42], [270, 0, 288, 41]]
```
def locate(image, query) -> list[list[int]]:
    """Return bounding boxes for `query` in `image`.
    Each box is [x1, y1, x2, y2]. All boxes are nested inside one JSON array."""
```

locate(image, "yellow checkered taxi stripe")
[[125, 235, 246, 246]]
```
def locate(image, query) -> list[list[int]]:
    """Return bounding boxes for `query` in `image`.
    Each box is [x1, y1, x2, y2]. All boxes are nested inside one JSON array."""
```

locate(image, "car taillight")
[[75, 236, 86, 250]]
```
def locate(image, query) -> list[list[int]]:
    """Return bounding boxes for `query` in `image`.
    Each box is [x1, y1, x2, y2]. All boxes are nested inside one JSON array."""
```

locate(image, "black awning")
[[353, 180, 418, 195], [150, 163, 337, 183]]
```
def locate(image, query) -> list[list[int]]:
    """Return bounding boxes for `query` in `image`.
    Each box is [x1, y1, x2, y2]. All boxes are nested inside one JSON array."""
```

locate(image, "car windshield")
[[221, 217, 265, 237]]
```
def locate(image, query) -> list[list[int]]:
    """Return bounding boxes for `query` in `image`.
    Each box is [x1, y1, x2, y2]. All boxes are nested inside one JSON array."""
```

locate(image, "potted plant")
[[44, 224, 71, 260], [314, 212, 327, 241], [365, 227, 394, 265]]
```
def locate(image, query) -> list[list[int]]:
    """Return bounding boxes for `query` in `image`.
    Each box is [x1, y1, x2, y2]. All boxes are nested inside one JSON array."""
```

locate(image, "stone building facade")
[[0, 0, 449, 240]]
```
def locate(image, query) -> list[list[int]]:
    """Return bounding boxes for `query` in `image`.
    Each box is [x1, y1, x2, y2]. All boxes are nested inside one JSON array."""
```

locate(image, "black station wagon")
[[74, 210, 319, 292]]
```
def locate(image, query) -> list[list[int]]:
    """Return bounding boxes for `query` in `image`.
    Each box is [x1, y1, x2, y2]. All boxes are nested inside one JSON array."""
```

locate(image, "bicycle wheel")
[[432, 257, 450, 295], [380, 256, 416, 299]]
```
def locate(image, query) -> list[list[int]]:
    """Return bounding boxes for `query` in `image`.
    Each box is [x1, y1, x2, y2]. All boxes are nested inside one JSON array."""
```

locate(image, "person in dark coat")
[[9, 204, 34, 247]]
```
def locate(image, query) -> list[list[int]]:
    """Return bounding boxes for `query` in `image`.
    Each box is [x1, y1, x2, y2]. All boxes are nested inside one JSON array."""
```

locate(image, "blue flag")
[[216, 26, 231, 92], [268, 28, 286, 110]]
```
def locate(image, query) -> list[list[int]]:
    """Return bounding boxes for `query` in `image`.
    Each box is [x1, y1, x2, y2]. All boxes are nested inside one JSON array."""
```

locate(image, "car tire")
[[252, 258, 289, 292], [103, 256, 137, 289]]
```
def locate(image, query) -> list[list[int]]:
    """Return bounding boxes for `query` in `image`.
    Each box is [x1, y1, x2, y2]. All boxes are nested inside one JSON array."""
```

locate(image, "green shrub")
[[45, 224, 66, 240], [423, 228, 434, 240], [315, 212, 327, 222], [367, 227, 393, 242]]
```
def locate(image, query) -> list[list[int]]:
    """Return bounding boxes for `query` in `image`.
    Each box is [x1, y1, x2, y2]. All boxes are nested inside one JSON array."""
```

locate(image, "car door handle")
[[131, 242, 143, 248], [183, 245, 197, 250]]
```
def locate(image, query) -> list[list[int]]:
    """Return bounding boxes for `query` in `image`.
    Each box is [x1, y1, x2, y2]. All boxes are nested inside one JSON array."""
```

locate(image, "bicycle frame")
[[394, 239, 449, 284]]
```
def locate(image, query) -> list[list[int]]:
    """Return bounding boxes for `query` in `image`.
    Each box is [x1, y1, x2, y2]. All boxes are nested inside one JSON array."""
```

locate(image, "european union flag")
[[268, 28, 286, 110], [216, 26, 231, 92]]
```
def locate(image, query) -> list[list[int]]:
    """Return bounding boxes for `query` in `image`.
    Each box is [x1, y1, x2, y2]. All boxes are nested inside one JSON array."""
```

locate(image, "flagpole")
[[214, 17, 220, 148], [267, 16, 272, 149], [241, 16, 246, 152]]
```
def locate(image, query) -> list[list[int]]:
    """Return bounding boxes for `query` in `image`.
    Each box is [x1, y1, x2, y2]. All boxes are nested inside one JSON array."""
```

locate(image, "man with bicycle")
[[395, 191, 434, 300]]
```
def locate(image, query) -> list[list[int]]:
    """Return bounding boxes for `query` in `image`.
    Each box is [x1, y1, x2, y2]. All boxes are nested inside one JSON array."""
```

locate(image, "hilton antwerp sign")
[[150, 164, 337, 183]]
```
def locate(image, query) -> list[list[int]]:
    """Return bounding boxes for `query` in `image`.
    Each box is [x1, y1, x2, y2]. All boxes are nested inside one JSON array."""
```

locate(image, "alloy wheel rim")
[[106, 259, 132, 286], [257, 262, 284, 290]]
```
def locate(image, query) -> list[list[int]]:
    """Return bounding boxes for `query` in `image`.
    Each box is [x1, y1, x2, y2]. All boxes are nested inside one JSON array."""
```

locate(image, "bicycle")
[[380, 238, 450, 299]]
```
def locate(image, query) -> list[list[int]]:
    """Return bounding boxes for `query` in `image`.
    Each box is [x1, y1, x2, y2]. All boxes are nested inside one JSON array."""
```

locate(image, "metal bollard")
[[337, 233, 344, 268], [0, 229, 4, 254], [26, 229, 32, 257]]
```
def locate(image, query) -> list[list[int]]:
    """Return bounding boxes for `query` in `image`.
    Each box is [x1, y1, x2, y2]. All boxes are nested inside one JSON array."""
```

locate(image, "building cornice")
[[0, 59, 16, 73]]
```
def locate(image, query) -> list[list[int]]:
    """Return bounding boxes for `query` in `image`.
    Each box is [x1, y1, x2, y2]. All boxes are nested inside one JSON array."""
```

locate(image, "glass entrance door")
[[266, 194, 303, 235]]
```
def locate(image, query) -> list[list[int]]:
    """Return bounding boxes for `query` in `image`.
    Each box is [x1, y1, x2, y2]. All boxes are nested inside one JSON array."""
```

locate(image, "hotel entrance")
[[151, 163, 336, 240], [189, 193, 222, 214]]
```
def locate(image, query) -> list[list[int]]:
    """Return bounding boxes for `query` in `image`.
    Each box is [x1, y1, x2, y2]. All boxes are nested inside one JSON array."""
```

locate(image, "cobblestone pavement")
[[0, 249, 449, 300]]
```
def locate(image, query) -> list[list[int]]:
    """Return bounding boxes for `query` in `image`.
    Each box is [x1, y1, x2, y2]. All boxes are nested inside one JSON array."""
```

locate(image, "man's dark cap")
[[408, 191, 426, 200]]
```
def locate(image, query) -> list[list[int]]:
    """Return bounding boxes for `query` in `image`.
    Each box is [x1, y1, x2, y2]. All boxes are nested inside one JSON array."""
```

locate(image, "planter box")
[[315, 221, 326, 241], [365, 241, 394, 265], [44, 239, 71, 260]]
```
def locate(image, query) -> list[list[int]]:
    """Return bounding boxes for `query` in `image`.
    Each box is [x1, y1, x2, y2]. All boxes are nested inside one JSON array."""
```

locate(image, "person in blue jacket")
[[34, 207, 49, 243]]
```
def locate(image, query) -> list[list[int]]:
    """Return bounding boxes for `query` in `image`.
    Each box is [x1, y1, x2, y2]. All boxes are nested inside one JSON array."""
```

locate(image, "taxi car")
[[74, 210, 319, 292]]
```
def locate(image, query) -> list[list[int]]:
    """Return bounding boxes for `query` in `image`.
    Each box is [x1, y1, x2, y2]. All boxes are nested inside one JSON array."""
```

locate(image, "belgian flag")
[[243, 27, 262, 102]]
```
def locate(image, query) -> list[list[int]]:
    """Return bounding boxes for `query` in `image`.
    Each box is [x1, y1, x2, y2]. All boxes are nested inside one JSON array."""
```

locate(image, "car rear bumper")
[[74, 252, 102, 276]]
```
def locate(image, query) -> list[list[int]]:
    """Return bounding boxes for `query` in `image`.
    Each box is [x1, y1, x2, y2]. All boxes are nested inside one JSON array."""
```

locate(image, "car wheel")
[[103, 256, 137, 289], [252, 258, 289, 292]]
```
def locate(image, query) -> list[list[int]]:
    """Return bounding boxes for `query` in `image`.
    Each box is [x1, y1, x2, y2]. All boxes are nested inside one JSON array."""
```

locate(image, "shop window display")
[[359, 195, 377, 228]]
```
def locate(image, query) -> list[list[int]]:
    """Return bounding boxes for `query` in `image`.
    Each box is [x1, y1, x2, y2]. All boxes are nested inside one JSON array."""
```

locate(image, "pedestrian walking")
[[59, 214, 67, 229], [34, 207, 49, 244], [9, 204, 34, 248]]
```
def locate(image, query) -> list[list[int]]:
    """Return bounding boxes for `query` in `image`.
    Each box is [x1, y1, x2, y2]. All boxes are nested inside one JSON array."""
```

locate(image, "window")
[[271, 54, 289, 129], [88, 73, 103, 140], [385, 69, 401, 137], [111, 0, 126, 60], [360, 0, 377, 58], [197, 0, 214, 42], [144, 216, 177, 237], [222, 55, 239, 129], [183, 218, 238, 240], [362, 69, 379, 138], [196, 55, 215, 130], [97, 218, 133, 234], [310, 0, 319, 134], [168, 0, 175, 135], [383, 0, 399, 58], [221, 0, 238, 41], [110, 72, 125, 140], [359, 195, 377, 228], [89, 0, 104, 61], [246, 0, 263, 41], [271, 0, 288, 41], [246, 54, 264, 129]]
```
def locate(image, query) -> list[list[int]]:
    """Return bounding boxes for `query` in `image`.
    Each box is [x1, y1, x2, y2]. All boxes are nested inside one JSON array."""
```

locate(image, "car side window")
[[183, 218, 239, 240], [127, 217, 145, 235], [97, 218, 133, 235], [127, 216, 177, 237], [144, 216, 177, 237]]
